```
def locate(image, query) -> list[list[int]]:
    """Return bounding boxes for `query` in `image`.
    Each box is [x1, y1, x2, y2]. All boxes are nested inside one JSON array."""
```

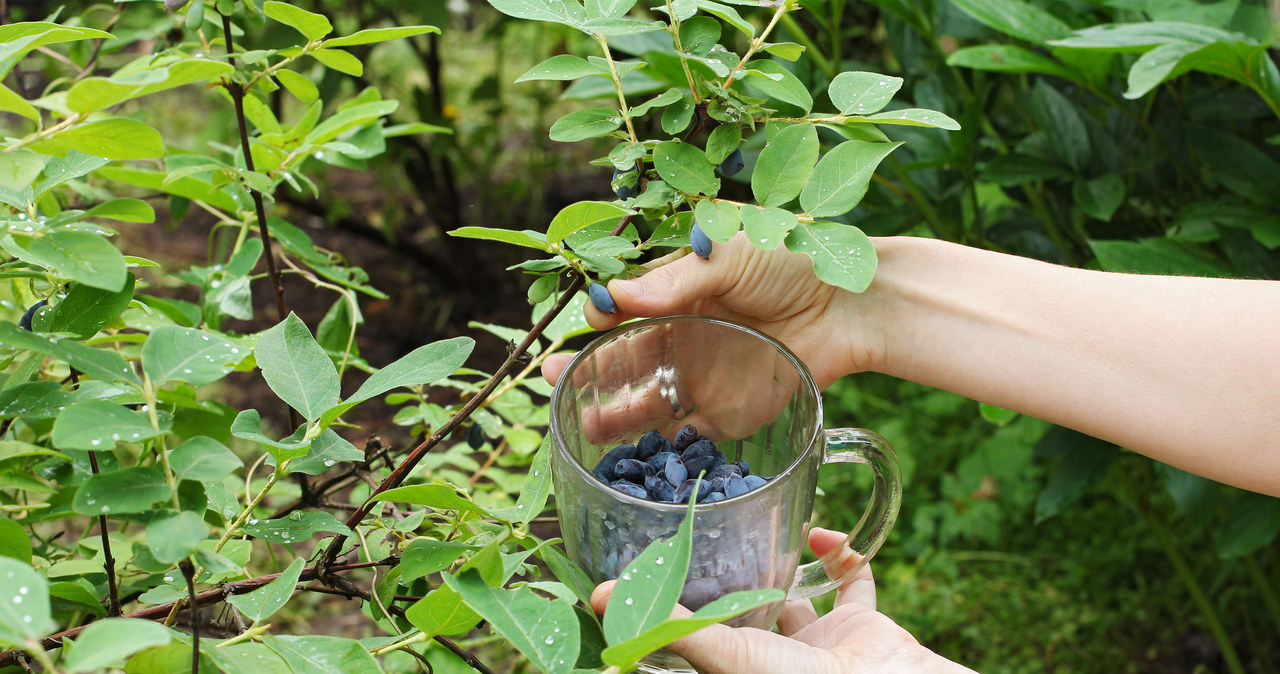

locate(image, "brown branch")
[[179, 560, 200, 674], [88, 450, 122, 617]]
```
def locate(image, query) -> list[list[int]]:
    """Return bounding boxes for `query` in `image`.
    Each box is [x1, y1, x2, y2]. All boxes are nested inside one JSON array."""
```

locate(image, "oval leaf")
[[799, 140, 903, 218], [653, 141, 719, 196], [751, 123, 819, 207], [72, 466, 171, 516], [783, 222, 877, 293]]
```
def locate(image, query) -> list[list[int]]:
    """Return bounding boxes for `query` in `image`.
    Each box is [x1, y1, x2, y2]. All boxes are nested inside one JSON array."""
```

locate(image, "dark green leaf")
[[0, 520, 31, 564], [323, 25, 439, 47], [169, 436, 240, 483], [653, 141, 719, 196], [256, 313, 341, 422], [142, 326, 245, 387], [1216, 492, 1280, 559], [783, 222, 877, 293], [65, 619, 172, 673], [1089, 239, 1233, 277], [946, 45, 1076, 79], [1034, 430, 1117, 523], [800, 140, 902, 217], [285, 429, 363, 475], [443, 570, 581, 672], [950, 0, 1072, 44], [374, 480, 492, 516], [73, 466, 171, 516], [1072, 174, 1124, 221], [752, 123, 819, 206], [145, 511, 209, 564], [261, 635, 384, 673], [52, 401, 169, 451], [227, 557, 306, 622], [241, 510, 352, 544]]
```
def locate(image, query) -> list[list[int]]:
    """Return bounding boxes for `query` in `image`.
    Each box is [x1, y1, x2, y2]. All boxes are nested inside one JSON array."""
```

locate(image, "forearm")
[[859, 237, 1280, 496]]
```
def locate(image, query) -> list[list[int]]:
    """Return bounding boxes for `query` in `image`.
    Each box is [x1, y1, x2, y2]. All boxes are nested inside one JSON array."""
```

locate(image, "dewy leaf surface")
[[255, 313, 341, 422], [227, 557, 306, 622], [443, 570, 581, 673]]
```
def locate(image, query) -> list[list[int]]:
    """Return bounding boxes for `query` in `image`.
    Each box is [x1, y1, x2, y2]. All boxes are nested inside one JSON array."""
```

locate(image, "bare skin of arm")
[[548, 234, 1280, 497]]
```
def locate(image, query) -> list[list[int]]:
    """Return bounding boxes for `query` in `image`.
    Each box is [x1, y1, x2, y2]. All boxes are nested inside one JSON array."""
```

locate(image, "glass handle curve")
[[787, 428, 902, 600]]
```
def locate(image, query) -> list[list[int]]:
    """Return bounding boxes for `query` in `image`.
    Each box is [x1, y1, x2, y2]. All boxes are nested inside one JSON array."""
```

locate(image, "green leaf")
[[851, 108, 961, 130], [693, 200, 740, 242], [603, 499, 696, 645], [304, 100, 398, 146], [695, 0, 752, 37], [1072, 174, 1124, 222], [443, 570, 581, 673], [261, 635, 385, 673], [26, 231, 128, 292], [33, 150, 108, 196], [402, 539, 474, 580], [653, 141, 719, 196], [256, 313, 340, 422], [950, 0, 1072, 44], [0, 520, 31, 564], [52, 402, 170, 451], [318, 336, 474, 427], [449, 226, 550, 251], [784, 222, 877, 293], [72, 466, 171, 516], [0, 557, 50, 649], [487, 0, 588, 29], [1088, 239, 1233, 277], [375, 480, 493, 516], [828, 71, 902, 115], [169, 436, 240, 483], [241, 510, 353, 544], [1034, 430, 1118, 523], [404, 585, 482, 637], [549, 108, 622, 142], [230, 409, 311, 462], [1048, 21, 1250, 50], [661, 94, 696, 134], [0, 322, 137, 384], [744, 60, 812, 113], [322, 25, 439, 47], [548, 201, 628, 244], [516, 54, 606, 82], [285, 429, 363, 475], [145, 511, 209, 564], [0, 24, 114, 79], [739, 205, 796, 250], [142, 326, 245, 387], [487, 435, 554, 524], [35, 274, 135, 340], [601, 589, 784, 668], [227, 557, 306, 622], [679, 17, 721, 56], [947, 44, 1076, 80], [310, 48, 363, 76], [204, 643, 292, 674], [66, 620, 172, 672], [28, 119, 164, 160], [1030, 81, 1089, 172], [1216, 492, 1280, 559], [67, 60, 234, 114], [800, 140, 902, 218], [752, 123, 819, 207], [263, 1, 333, 40], [704, 123, 740, 165], [83, 198, 155, 223], [586, 0, 637, 19], [275, 69, 319, 102], [763, 41, 805, 61], [582, 17, 665, 35], [0, 83, 38, 122]]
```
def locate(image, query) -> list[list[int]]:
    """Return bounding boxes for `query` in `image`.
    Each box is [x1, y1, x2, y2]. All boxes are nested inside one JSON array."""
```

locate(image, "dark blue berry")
[[691, 221, 712, 260], [681, 438, 717, 461], [742, 474, 767, 490], [733, 460, 751, 477], [610, 480, 648, 499], [702, 491, 726, 503], [636, 430, 665, 460], [587, 282, 616, 314], [612, 165, 640, 199], [674, 478, 708, 503], [645, 475, 676, 502], [646, 451, 679, 473], [594, 443, 638, 481], [705, 464, 741, 481], [663, 457, 688, 486], [684, 454, 717, 478], [18, 299, 47, 331], [718, 148, 745, 177], [724, 473, 750, 498], [614, 458, 655, 482], [467, 424, 486, 450], [673, 424, 699, 451]]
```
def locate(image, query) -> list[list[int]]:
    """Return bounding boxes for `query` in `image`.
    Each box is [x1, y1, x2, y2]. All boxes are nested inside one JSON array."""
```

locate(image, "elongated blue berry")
[[742, 474, 767, 490], [18, 299, 47, 331], [645, 475, 676, 502], [718, 148, 745, 177], [724, 473, 750, 498], [587, 282, 616, 314], [636, 430, 665, 460], [646, 451, 679, 473], [673, 424, 699, 451], [614, 458, 655, 482], [691, 221, 712, 260], [612, 164, 639, 199], [467, 424, 486, 450], [610, 480, 648, 499], [664, 457, 688, 486]]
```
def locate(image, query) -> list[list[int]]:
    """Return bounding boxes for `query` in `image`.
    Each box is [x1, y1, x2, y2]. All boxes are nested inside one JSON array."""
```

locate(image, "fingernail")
[[611, 279, 645, 298]]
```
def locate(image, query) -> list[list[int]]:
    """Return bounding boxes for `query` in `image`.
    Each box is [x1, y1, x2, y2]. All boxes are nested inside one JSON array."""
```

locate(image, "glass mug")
[[549, 316, 902, 672]]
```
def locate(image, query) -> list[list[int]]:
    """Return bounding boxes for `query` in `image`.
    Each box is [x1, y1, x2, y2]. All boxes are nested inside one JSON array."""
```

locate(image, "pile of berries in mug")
[[591, 424, 770, 503]]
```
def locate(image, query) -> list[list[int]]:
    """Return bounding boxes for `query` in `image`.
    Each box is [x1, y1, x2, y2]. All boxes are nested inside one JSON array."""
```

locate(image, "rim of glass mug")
[[548, 314, 823, 510]]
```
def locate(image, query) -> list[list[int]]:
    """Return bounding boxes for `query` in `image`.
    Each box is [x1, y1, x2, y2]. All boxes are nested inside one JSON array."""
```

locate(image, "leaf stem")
[[664, 0, 702, 102], [595, 35, 640, 143], [722, 1, 794, 89]]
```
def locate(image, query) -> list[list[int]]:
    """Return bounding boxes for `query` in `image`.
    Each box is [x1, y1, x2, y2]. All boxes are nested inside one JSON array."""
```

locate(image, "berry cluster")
[[591, 424, 769, 503]]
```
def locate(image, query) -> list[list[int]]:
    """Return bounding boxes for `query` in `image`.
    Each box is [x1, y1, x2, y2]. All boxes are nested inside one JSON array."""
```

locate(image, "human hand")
[[544, 233, 884, 393], [590, 528, 972, 674]]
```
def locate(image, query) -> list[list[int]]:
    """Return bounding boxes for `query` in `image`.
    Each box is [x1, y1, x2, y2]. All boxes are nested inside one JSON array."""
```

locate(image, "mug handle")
[[786, 428, 902, 599]]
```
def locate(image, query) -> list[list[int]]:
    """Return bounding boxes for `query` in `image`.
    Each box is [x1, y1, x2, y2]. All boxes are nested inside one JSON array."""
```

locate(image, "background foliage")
[[0, 0, 1277, 673]]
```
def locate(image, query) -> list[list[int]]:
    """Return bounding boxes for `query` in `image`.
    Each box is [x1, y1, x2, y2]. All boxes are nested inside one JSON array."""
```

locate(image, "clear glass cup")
[[549, 316, 902, 672]]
